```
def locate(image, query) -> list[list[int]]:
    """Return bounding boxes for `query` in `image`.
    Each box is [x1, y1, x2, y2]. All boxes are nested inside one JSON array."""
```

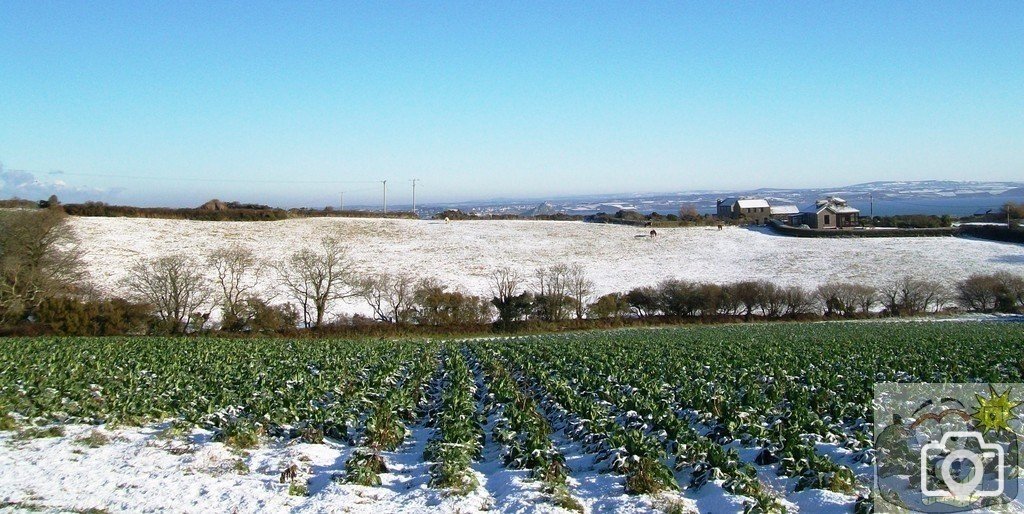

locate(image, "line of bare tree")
[[489, 268, 1024, 325], [118, 234, 498, 334]]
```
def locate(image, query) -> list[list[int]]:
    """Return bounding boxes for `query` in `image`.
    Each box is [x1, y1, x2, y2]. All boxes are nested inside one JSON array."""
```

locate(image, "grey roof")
[[719, 197, 769, 209], [769, 205, 799, 215], [831, 205, 860, 214], [736, 198, 770, 209], [800, 199, 860, 215]]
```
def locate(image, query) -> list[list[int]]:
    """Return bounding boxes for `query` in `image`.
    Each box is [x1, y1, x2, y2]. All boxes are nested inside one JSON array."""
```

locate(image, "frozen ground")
[[0, 422, 870, 514], [69, 217, 1024, 318], [0, 422, 687, 514]]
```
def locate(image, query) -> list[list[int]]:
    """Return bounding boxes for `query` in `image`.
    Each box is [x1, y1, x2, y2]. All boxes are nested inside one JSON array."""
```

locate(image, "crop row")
[[1, 323, 1021, 508], [423, 347, 485, 494], [472, 349, 581, 509], [344, 346, 440, 485]]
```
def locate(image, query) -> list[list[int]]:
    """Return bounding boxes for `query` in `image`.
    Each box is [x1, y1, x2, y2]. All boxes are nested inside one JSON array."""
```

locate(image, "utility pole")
[[869, 192, 874, 228], [410, 179, 419, 214], [382, 180, 388, 214], [339, 192, 344, 212]]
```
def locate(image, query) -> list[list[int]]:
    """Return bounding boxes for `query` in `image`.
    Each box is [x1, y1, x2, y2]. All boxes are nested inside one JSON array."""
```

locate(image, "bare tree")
[[782, 285, 816, 316], [208, 245, 263, 327], [816, 282, 876, 316], [957, 274, 1001, 312], [565, 264, 594, 320], [696, 283, 724, 317], [360, 273, 416, 323], [123, 254, 210, 333], [490, 266, 533, 326], [956, 272, 1024, 313], [815, 283, 845, 316], [534, 264, 573, 322], [756, 281, 786, 318], [491, 267, 523, 305], [919, 280, 950, 314], [0, 209, 86, 323], [732, 280, 762, 321], [880, 276, 941, 316], [994, 271, 1024, 311], [276, 235, 359, 328], [715, 284, 742, 316], [850, 284, 878, 314], [678, 203, 700, 221], [626, 286, 659, 318], [657, 279, 701, 317]]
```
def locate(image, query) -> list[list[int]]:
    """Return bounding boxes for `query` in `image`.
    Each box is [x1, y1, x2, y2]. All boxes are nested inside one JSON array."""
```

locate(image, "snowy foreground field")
[[70, 216, 1024, 318], [3, 324, 1024, 513], [0, 420, 860, 514]]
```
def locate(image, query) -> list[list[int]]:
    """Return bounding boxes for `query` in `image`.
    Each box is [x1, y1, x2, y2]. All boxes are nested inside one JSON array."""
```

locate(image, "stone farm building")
[[717, 197, 800, 225], [716, 197, 772, 225], [769, 204, 800, 221], [789, 197, 860, 229]]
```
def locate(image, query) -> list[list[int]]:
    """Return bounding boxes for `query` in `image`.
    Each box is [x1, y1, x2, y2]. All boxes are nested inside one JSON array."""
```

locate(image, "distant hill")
[[520, 202, 559, 216], [418, 180, 1024, 218]]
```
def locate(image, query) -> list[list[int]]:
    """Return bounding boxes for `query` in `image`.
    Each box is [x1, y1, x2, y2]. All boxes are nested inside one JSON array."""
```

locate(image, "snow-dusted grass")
[[70, 217, 1024, 318]]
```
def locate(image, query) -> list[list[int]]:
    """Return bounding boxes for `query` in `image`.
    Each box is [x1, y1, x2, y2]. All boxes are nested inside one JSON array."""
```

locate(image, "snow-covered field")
[[69, 216, 1024, 318], [0, 420, 865, 514]]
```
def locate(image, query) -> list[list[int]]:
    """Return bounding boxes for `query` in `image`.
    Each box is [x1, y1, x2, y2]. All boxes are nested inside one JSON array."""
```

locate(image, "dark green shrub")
[[35, 297, 152, 336], [588, 293, 630, 319]]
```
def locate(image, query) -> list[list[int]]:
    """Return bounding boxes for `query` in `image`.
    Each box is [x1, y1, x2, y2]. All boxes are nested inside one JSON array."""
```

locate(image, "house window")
[[824, 214, 831, 225]]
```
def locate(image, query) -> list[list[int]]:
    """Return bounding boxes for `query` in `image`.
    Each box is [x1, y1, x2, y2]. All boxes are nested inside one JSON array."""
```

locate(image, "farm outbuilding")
[[790, 197, 860, 229], [769, 204, 799, 221], [716, 197, 771, 225]]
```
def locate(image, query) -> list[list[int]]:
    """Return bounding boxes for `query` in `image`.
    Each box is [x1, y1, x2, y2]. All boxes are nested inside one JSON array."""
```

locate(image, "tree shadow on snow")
[[990, 254, 1024, 265]]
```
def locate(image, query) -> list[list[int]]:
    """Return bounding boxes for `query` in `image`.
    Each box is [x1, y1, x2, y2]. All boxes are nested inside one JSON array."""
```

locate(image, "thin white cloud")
[[0, 166, 121, 203]]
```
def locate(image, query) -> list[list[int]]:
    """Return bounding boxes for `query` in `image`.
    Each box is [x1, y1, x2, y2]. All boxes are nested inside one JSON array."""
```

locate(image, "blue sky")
[[1, 2, 1021, 207]]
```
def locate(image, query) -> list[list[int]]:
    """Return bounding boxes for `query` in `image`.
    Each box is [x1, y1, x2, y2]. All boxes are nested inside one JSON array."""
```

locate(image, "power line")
[[340, 185, 379, 194]]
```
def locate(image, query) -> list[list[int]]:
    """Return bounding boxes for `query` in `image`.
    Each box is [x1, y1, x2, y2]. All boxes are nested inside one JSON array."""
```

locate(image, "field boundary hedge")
[[768, 221, 957, 238], [959, 224, 1024, 244]]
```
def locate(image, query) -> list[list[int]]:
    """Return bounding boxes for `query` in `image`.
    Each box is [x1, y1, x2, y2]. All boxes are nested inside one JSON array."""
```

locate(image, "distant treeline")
[[432, 209, 583, 221], [586, 209, 721, 227], [432, 208, 725, 225], [0, 198, 39, 209], [61, 201, 418, 221]]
